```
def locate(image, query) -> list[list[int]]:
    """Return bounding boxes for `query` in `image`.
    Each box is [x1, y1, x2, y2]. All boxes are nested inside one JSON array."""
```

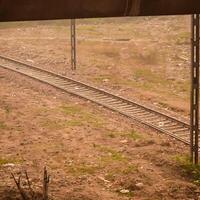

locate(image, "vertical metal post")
[[71, 19, 76, 70], [191, 14, 200, 164]]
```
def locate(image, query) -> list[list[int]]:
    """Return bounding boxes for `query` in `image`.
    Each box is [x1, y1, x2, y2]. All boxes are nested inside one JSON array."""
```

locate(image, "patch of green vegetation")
[[133, 48, 163, 66], [105, 172, 116, 182], [82, 112, 105, 128], [61, 105, 82, 115], [0, 121, 7, 129], [61, 105, 106, 129], [133, 67, 165, 85], [94, 75, 111, 83], [174, 80, 190, 95], [66, 163, 101, 176], [4, 105, 11, 114], [66, 120, 83, 127], [96, 145, 126, 162], [104, 164, 138, 183], [174, 155, 200, 185], [125, 130, 142, 141], [106, 130, 142, 141], [122, 164, 138, 175], [109, 150, 125, 161], [41, 119, 65, 130], [0, 157, 20, 166], [175, 32, 190, 45], [107, 132, 116, 138]]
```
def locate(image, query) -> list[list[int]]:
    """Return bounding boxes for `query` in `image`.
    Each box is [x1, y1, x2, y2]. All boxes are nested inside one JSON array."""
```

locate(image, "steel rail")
[[0, 54, 195, 146]]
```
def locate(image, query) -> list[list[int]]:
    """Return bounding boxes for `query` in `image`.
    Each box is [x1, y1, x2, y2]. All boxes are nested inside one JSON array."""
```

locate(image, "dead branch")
[[11, 168, 50, 200], [25, 171, 34, 198], [43, 167, 50, 200], [11, 173, 27, 200]]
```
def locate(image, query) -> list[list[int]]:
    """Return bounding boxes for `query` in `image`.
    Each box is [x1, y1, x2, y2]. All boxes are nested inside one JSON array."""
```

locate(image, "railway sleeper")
[[172, 128, 190, 134]]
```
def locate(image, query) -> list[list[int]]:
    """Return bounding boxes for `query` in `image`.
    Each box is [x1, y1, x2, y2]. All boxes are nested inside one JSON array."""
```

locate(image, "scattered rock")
[[98, 176, 110, 183], [103, 79, 109, 83], [158, 122, 164, 127], [120, 139, 128, 144], [2, 163, 15, 168], [135, 182, 144, 189], [26, 59, 34, 63], [120, 189, 130, 194]]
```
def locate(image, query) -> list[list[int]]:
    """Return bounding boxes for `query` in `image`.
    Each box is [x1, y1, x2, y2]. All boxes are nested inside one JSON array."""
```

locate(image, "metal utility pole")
[[190, 14, 200, 164], [71, 19, 76, 70]]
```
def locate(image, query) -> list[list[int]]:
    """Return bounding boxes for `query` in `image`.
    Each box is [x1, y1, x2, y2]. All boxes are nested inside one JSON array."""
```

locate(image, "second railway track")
[[0, 55, 194, 146]]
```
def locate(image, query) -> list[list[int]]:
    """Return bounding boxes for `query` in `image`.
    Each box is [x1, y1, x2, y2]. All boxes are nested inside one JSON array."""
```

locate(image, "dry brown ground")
[[0, 67, 199, 199], [0, 16, 199, 199], [0, 16, 191, 117]]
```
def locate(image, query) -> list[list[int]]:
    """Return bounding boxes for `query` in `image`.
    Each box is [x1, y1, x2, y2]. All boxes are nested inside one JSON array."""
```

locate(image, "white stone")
[[135, 182, 144, 189], [120, 189, 130, 194], [3, 163, 15, 167]]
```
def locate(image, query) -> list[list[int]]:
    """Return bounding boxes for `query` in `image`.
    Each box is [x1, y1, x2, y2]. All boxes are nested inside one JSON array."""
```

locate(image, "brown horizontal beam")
[[0, 0, 199, 22]]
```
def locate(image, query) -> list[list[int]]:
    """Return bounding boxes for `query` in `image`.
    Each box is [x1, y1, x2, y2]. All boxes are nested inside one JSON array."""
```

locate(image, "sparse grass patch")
[[4, 105, 11, 114], [174, 155, 200, 185], [66, 163, 101, 176], [0, 157, 20, 166], [66, 120, 83, 127], [122, 164, 138, 175], [61, 105, 82, 115], [125, 130, 142, 141], [95, 145, 127, 162], [41, 104, 106, 130], [0, 121, 7, 129], [133, 49, 162, 66], [94, 75, 111, 83], [41, 119, 65, 130], [133, 67, 165, 85], [82, 112, 105, 128], [105, 130, 142, 141], [175, 32, 190, 45], [107, 132, 116, 138], [109, 150, 125, 161], [62, 104, 106, 129]]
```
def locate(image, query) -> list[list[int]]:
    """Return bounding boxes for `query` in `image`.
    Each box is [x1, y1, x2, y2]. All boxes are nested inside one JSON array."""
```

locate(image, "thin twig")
[[25, 170, 35, 198], [43, 167, 50, 200], [11, 173, 27, 200]]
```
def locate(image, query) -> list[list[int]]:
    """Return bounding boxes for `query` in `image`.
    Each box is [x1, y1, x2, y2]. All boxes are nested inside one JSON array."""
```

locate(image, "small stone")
[[98, 176, 110, 183], [120, 140, 128, 144], [103, 79, 109, 83], [158, 122, 164, 127], [3, 163, 15, 167], [26, 59, 34, 63], [120, 189, 130, 194], [135, 182, 144, 189]]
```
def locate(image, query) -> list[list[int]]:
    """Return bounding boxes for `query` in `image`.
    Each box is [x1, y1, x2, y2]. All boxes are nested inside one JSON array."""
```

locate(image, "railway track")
[[0, 55, 194, 145]]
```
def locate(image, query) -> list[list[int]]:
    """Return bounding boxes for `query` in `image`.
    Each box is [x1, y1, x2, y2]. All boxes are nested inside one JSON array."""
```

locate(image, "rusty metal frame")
[[0, 1, 200, 22], [71, 19, 76, 70], [191, 14, 200, 164]]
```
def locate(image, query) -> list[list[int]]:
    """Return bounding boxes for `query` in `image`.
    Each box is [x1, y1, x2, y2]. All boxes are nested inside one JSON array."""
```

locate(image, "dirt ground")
[[0, 16, 199, 199], [0, 65, 200, 200], [0, 16, 191, 117]]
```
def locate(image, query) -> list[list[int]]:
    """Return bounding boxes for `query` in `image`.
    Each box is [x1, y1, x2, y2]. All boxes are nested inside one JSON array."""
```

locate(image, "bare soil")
[[0, 65, 199, 199], [0, 16, 199, 199], [0, 16, 191, 117]]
